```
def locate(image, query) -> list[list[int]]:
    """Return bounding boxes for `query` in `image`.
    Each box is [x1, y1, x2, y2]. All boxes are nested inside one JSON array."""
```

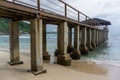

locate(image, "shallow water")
[[0, 34, 120, 66]]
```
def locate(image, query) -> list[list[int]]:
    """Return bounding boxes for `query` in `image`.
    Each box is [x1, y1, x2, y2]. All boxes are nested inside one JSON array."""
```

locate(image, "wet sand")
[[0, 51, 119, 80]]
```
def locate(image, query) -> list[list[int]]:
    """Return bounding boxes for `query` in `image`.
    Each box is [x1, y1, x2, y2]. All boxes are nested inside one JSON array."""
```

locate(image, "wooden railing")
[[8, 0, 101, 26]]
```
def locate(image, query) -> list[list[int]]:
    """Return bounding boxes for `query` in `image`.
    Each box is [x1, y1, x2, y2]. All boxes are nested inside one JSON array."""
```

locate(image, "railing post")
[[37, 0, 40, 10], [12, 0, 15, 2], [78, 12, 80, 22], [65, 4, 67, 18]]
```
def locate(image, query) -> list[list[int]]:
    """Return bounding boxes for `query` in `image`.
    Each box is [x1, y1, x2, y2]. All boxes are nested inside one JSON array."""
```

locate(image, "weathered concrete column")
[[87, 28, 93, 50], [67, 27, 73, 53], [71, 25, 81, 59], [96, 29, 99, 46], [102, 31, 104, 42], [57, 21, 71, 66], [43, 24, 50, 60], [54, 25, 60, 56], [29, 18, 46, 75], [80, 27, 89, 55], [8, 20, 23, 65], [99, 30, 102, 44], [98, 30, 100, 45], [91, 29, 96, 48]]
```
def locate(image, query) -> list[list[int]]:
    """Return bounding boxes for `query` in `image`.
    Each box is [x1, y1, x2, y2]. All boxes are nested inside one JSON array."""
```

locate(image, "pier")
[[0, 0, 111, 75]]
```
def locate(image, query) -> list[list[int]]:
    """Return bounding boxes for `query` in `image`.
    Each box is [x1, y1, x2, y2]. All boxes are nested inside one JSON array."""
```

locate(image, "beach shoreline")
[[0, 50, 120, 80]]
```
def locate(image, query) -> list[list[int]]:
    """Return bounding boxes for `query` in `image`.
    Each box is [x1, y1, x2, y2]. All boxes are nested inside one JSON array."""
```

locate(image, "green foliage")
[[0, 18, 30, 34]]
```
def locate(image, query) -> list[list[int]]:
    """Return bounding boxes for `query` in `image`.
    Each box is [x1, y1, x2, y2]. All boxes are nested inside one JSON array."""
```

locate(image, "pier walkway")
[[0, 0, 111, 75]]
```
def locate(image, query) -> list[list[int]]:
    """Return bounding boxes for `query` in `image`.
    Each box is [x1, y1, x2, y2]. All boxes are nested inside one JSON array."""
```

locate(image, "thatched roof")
[[81, 18, 111, 25]]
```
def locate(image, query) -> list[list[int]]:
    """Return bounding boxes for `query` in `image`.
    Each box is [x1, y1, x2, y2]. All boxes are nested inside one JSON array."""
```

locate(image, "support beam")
[[29, 18, 46, 75], [80, 27, 89, 55], [8, 20, 23, 65], [57, 21, 71, 66], [71, 25, 81, 59], [67, 27, 73, 53], [43, 24, 50, 60]]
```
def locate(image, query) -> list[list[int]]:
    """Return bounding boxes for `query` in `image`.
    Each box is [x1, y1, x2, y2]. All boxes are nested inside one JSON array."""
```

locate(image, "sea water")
[[0, 34, 120, 66]]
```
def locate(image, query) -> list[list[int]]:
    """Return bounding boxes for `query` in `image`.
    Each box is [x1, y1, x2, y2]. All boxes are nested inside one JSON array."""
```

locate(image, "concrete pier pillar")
[[87, 28, 93, 50], [43, 24, 50, 60], [71, 25, 81, 59], [80, 27, 89, 55], [96, 29, 98, 46], [29, 19, 46, 75], [67, 27, 73, 53], [54, 26, 60, 56], [8, 20, 23, 65], [98, 30, 101, 45], [99, 31, 102, 44], [91, 29, 96, 48], [57, 21, 71, 66]]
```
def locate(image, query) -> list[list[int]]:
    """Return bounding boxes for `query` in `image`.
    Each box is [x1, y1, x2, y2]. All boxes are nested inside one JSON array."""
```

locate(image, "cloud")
[[64, 0, 120, 35]]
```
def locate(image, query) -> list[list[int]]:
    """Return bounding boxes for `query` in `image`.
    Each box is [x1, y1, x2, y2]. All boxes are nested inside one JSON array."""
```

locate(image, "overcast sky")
[[64, 0, 120, 35]]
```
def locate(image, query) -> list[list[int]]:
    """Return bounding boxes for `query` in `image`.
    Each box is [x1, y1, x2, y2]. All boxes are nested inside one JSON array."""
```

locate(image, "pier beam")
[[8, 20, 23, 65], [57, 21, 71, 66], [91, 29, 96, 48], [80, 27, 89, 55], [67, 27, 73, 53], [29, 19, 46, 75], [87, 28, 93, 50], [71, 25, 81, 60], [43, 24, 50, 60]]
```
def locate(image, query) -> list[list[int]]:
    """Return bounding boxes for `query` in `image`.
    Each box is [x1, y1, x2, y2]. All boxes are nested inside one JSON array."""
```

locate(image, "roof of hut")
[[81, 18, 111, 25]]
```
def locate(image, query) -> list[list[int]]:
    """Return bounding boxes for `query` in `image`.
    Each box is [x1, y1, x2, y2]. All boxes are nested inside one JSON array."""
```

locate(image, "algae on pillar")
[[43, 24, 50, 60], [57, 21, 71, 66], [8, 20, 23, 65], [29, 18, 46, 75], [80, 27, 89, 55], [71, 25, 81, 59]]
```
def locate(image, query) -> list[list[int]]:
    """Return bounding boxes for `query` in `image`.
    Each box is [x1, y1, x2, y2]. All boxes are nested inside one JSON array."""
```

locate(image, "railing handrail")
[[59, 0, 101, 26], [10, 0, 101, 26]]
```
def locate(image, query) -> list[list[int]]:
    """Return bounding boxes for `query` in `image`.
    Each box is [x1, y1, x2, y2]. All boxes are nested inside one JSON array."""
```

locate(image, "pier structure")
[[0, 0, 111, 75]]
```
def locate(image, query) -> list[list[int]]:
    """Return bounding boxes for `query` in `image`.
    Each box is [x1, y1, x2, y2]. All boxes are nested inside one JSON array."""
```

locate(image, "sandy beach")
[[0, 50, 119, 80]]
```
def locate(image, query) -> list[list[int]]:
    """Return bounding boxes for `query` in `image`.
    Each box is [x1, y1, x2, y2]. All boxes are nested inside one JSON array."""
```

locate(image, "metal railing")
[[7, 0, 101, 27]]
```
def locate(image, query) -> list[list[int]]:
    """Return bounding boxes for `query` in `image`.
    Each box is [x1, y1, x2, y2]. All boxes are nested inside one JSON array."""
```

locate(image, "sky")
[[63, 0, 120, 36]]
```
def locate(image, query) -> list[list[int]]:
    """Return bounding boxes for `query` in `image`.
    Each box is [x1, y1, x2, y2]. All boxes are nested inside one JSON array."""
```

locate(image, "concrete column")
[[80, 27, 89, 55], [54, 26, 60, 56], [29, 18, 46, 75], [96, 29, 99, 46], [8, 20, 23, 65], [91, 29, 96, 48], [100, 31, 102, 44], [57, 21, 71, 66], [71, 25, 81, 59], [43, 24, 50, 60], [98, 30, 100, 45], [100, 31, 102, 43], [87, 28, 93, 50], [67, 27, 73, 53]]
